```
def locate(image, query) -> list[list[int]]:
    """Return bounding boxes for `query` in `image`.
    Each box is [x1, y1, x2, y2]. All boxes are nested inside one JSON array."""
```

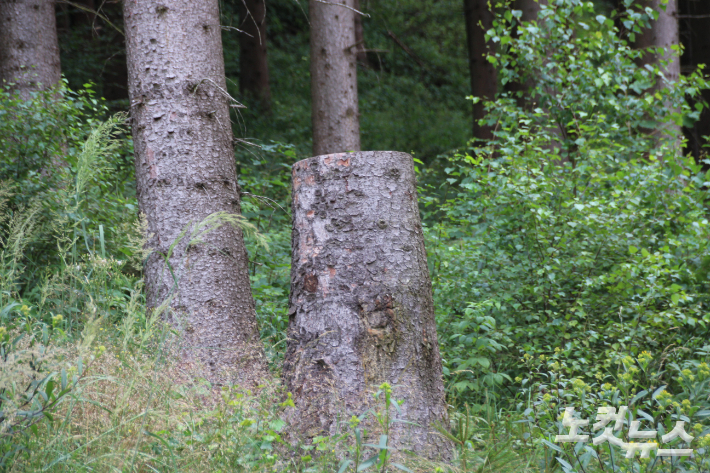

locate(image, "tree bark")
[[463, 0, 497, 141], [310, 0, 361, 155], [0, 0, 61, 97], [283, 151, 450, 457], [238, 0, 272, 112], [515, 0, 541, 23], [633, 0, 681, 142], [123, 0, 267, 384], [506, 0, 544, 105], [679, 0, 710, 158]]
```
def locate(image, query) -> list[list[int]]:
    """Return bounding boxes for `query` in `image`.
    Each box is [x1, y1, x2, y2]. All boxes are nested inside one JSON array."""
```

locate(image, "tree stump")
[[283, 151, 450, 457]]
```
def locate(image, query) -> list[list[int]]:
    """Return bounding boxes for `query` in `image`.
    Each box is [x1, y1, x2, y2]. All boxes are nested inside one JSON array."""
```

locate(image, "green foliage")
[[425, 0, 710, 407], [517, 347, 710, 472], [0, 82, 136, 300]]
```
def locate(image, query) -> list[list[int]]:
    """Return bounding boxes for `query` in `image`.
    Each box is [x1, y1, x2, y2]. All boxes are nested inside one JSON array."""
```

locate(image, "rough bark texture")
[[283, 151, 450, 458], [633, 0, 681, 141], [464, 0, 497, 141], [0, 0, 61, 96], [239, 0, 271, 111], [310, 0, 361, 155], [123, 0, 267, 384]]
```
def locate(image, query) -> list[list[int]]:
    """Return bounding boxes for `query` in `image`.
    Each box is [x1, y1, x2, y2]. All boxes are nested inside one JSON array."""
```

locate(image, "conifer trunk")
[[633, 0, 681, 141], [463, 0, 497, 141], [310, 0, 361, 155], [353, 0, 369, 67], [123, 0, 267, 384], [283, 151, 449, 457], [0, 0, 61, 97], [238, 0, 271, 111]]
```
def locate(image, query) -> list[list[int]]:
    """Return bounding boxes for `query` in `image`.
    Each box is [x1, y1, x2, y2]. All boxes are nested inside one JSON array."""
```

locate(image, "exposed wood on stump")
[[463, 0, 497, 141], [238, 0, 272, 112], [283, 151, 450, 458], [123, 0, 267, 385], [0, 0, 61, 97], [310, 0, 361, 155]]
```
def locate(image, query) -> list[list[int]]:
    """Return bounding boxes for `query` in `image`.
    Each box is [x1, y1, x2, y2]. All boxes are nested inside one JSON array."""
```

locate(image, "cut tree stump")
[[283, 151, 450, 458]]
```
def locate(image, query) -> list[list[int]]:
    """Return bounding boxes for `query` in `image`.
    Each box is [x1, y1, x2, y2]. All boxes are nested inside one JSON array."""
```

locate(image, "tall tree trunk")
[[239, 0, 271, 112], [353, 0, 369, 67], [283, 151, 450, 457], [515, 0, 541, 22], [123, 0, 267, 384], [0, 0, 61, 97], [633, 0, 681, 143], [506, 0, 543, 105], [463, 0, 497, 141], [679, 0, 710, 157], [310, 0, 361, 155]]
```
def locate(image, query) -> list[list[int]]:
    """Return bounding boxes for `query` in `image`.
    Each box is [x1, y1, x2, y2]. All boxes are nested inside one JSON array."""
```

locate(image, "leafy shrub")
[[424, 0, 710, 405]]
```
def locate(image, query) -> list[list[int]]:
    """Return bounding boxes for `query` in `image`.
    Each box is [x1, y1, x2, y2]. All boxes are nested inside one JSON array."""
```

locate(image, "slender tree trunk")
[[506, 0, 543, 105], [123, 0, 267, 384], [239, 0, 271, 112], [633, 0, 681, 143], [283, 151, 450, 457], [0, 0, 61, 97], [463, 0, 497, 141], [310, 0, 361, 155], [353, 0, 369, 67]]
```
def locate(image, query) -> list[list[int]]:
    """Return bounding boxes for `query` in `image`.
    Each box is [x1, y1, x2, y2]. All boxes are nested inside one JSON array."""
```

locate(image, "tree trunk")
[[506, 0, 543, 105], [283, 151, 450, 457], [0, 0, 61, 97], [679, 0, 710, 158], [515, 0, 541, 22], [633, 0, 681, 142], [123, 0, 267, 385], [238, 0, 272, 112], [463, 0, 497, 141], [353, 0, 369, 67], [310, 0, 361, 155]]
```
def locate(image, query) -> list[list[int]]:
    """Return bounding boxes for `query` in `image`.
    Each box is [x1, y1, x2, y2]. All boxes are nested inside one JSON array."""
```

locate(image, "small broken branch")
[[56, 0, 124, 35], [313, 0, 370, 17], [221, 25, 253, 37], [386, 30, 426, 69]]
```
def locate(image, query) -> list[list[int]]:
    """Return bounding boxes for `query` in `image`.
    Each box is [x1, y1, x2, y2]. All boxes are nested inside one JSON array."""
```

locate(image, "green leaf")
[[630, 389, 648, 405], [542, 439, 564, 453], [392, 463, 414, 473], [357, 453, 380, 471], [337, 460, 351, 473], [629, 246, 638, 254]]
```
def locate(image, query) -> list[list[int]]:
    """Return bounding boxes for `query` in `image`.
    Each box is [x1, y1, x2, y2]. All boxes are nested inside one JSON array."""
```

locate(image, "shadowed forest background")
[[2, 0, 710, 471]]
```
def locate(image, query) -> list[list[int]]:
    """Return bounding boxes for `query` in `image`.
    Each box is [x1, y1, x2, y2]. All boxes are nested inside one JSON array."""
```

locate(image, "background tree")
[[679, 0, 710, 156], [632, 0, 681, 141], [0, 0, 61, 96], [123, 0, 267, 384], [353, 0, 369, 67], [238, 0, 272, 111], [463, 0, 497, 141], [310, 0, 361, 155]]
